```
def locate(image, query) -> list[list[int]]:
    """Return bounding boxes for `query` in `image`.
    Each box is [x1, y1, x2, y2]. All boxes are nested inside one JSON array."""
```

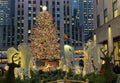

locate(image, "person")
[[99, 64, 104, 73], [79, 59, 84, 70], [0, 67, 5, 76], [113, 64, 120, 74]]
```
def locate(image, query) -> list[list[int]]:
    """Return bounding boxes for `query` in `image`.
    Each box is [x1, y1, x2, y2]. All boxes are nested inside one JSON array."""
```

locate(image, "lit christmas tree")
[[30, 9, 60, 60]]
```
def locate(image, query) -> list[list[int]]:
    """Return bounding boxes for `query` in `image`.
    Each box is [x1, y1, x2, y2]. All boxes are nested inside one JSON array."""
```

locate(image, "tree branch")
[[110, 46, 116, 57], [100, 48, 107, 57]]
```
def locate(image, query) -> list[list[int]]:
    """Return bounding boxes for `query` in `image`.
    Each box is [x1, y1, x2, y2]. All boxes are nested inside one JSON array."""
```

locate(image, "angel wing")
[[6, 47, 19, 63]]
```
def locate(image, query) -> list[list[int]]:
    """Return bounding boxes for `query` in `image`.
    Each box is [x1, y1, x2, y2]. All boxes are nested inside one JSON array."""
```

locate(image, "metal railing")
[[40, 76, 89, 83]]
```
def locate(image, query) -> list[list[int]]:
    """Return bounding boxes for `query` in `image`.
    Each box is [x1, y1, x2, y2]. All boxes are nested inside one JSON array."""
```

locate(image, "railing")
[[40, 76, 89, 83]]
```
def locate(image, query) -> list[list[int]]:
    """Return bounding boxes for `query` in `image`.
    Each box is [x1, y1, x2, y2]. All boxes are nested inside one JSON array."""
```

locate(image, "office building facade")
[[71, 0, 83, 50], [0, 0, 84, 56], [0, 0, 15, 49], [80, 0, 94, 42], [13, 0, 83, 55], [93, 0, 120, 65]]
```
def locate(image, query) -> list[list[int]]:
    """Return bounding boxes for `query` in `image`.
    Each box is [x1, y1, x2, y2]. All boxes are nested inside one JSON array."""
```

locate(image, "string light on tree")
[[30, 7, 60, 60]]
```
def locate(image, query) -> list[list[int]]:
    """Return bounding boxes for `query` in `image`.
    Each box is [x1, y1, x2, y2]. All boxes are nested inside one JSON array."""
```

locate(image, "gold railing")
[[40, 76, 89, 83]]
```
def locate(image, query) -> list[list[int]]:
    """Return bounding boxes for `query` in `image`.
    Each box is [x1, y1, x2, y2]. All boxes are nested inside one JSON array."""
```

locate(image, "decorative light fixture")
[[42, 6, 47, 11]]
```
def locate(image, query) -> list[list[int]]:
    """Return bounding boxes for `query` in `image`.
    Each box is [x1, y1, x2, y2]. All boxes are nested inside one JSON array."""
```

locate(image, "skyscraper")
[[13, 0, 83, 54], [71, 0, 83, 50], [0, 0, 84, 56], [0, 0, 15, 49], [80, 0, 94, 42]]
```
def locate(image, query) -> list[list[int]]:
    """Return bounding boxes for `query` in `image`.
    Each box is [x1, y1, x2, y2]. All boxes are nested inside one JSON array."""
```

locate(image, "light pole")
[[108, 25, 114, 63]]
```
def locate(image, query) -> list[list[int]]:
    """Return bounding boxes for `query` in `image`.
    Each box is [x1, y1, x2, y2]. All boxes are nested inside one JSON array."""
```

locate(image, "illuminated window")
[[113, 1, 118, 18], [88, 19, 92, 20], [84, 0, 87, 2], [104, 9, 108, 23], [118, 41, 120, 55], [64, 21, 66, 24], [72, 23, 74, 25], [72, 18, 74, 20], [28, 30, 31, 33], [114, 10, 118, 18], [67, 21, 69, 24]]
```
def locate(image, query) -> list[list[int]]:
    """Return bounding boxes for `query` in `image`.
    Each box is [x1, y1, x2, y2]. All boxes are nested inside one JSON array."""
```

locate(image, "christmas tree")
[[30, 10, 60, 60]]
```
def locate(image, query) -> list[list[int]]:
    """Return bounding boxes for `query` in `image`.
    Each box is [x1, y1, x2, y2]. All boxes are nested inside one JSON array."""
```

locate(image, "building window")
[[33, 20, 36, 25], [46, 1, 48, 11], [33, 1, 36, 4], [113, 1, 118, 18], [17, 29, 20, 33], [21, 23, 24, 27], [33, 14, 36, 17], [84, 0, 87, 2], [18, 10, 20, 15], [21, 29, 24, 33], [18, 4, 20, 8], [28, 20, 31, 29], [18, 23, 20, 27], [67, 7, 69, 15], [97, 15, 100, 27], [12, 42, 14, 45], [17, 41, 20, 45], [57, 2, 60, 5], [118, 41, 120, 57], [7, 43, 10, 46], [52, 1, 55, 5], [28, 13, 31, 16], [33, 7, 36, 11], [57, 8, 60, 11], [28, 1, 31, 3], [96, 0, 99, 5], [67, 1, 69, 4], [114, 40, 120, 65], [22, 4, 24, 8], [104, 8, 108, 23], [28, 7, 31, 10]]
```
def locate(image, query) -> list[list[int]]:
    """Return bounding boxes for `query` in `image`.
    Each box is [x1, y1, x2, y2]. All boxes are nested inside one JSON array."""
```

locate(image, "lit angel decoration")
[[18, 43, 32, 79], [6, 43, 31, 79], [6, 47, 20, 64], [83, 40, 94, 76]]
